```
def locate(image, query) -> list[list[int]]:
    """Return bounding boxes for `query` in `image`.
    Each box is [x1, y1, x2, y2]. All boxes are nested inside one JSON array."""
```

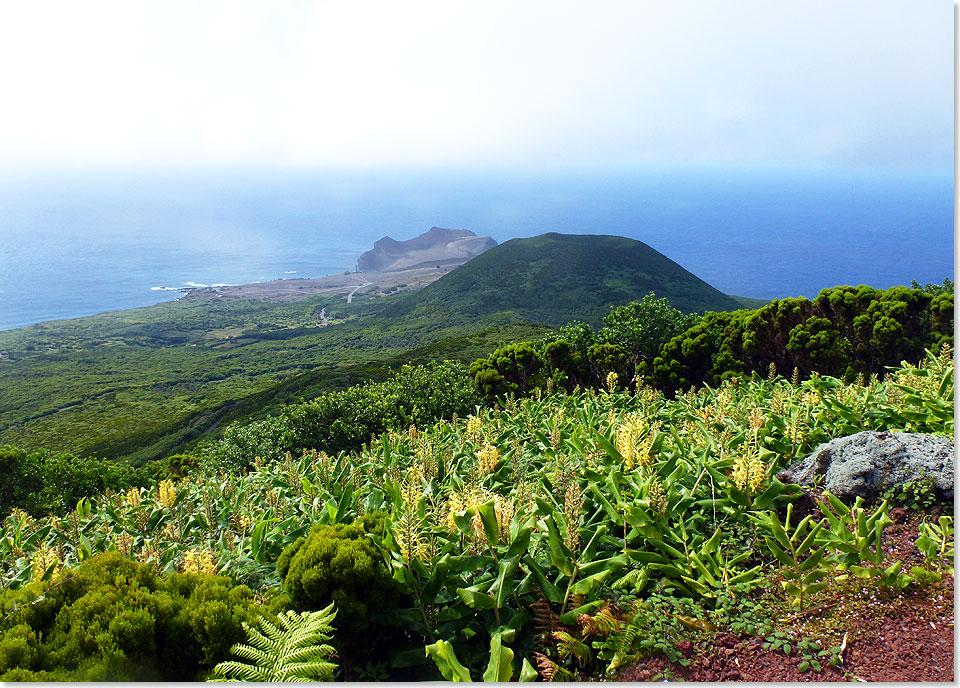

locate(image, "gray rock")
[[777, 431, 955, 501], [358, 227, 496, 272]]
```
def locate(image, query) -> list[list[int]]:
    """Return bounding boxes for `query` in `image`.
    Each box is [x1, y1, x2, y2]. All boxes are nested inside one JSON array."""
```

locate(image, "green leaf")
[[456, 587, 497, 610], [519, 658, 538, 682], [569, 568, 612, 595], [769, 513, 791, 551], [765, 538, 794, 568], [525, 557, 563, 604], [425, 640, 472, 682], [493, 556, 520, 608], [825, 492, 850, 516], [798, 548, 825, 572], [478, 500, 500, 546], [558, 600, 603, 624], [78, 533, 93, 561], [250, 518, 270, 565], [506, 522, 533, 559], [483, 632, 515, 682], [453, 510, 475, 536], [545, 515, 575, 576], [596, 433, 623, 462]]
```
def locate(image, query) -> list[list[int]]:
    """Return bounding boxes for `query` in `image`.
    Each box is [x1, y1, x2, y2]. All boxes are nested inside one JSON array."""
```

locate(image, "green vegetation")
[[469, 293, 698, 400], [382, 233, 741, 328], [0, 446, 165, 517], [0, 233, 749, 465], [0, 343, 950, 680], [0, 235, 952, 680], [0, 289, 542, 463], [277, 519, 400, 641], [0, 552, 281, 681], [210, 606, 339, 682], [653, 283, 952, 392], [203, 361, 480, 472]]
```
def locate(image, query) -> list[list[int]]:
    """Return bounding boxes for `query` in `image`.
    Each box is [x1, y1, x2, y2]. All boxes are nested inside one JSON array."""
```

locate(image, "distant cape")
[[357, 227, 497, 272]]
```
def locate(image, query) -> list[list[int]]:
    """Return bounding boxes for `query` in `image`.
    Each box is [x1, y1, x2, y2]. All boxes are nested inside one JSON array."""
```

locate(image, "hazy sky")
[[0, 1, 952, 174]]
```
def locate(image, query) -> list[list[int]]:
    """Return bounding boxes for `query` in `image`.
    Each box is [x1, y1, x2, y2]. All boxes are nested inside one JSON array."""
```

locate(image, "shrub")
[[276, 518, 400, 639], [204, 361, 479, 471], [0, 445, 163, 517], [0, 552, 268, 681], [653, 284, 953, 392]]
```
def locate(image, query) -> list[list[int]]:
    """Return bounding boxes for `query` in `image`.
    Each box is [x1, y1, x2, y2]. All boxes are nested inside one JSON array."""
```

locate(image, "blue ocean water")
[[0, 168, 953, 332]]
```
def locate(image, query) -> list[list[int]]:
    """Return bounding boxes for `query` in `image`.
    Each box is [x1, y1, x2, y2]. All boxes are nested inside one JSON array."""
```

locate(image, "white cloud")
[[0, 0, 950, 172]]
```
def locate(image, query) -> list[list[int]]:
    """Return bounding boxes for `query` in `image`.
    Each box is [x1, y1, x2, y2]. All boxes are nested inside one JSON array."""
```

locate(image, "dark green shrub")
[[0, 552, 267, 681], [205, 361, 479, 471], [277, 518, 400, 639], [653, 284, 954, 392], [469, 342, 543, 401], [0, 445, 162, 517], [587, 343, 631, 383], [599, 293, 700, 367]]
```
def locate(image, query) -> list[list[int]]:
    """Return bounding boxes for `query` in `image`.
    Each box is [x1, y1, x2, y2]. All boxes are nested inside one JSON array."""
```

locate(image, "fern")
[[552, 631, 591, 667], [616, 615, 643, 657], [209, 605, 338, 682], [533, 651, 574, 682], [591, 608, 621, 637]]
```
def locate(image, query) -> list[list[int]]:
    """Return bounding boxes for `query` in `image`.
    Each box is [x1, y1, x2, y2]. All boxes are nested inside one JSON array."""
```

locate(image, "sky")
[[0, 1, 952, 174]]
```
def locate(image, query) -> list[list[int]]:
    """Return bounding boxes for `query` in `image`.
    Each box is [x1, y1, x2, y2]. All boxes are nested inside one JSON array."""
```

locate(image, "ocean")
[[0, 167, 953, 332]]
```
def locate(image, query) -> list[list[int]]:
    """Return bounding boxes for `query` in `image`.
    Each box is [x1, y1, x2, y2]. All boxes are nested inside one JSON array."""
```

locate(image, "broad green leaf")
[[425, 640, 472, 682], [545, 516, 575, 577], [478, 500, 500, 546], [483, 632, 515, 682], [493, 556, 520, 608], [456, 587, 497, 610], [519, 658, 538, 682]]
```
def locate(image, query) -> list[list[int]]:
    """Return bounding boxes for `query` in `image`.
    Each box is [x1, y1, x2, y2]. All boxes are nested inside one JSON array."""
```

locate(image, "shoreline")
[[0, 263, 461, 333]]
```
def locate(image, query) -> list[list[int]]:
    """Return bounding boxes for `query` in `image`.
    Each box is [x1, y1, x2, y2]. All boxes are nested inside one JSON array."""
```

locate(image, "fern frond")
[[616, 616, 643, 655], [210, 660, 269, 682], [551, 631, 591, 666], [531, 596, 556, 639], [612, 567, 646, 592], [210, 605, 339, 682], [533, 652, 569, 682], [592, 607, 621, 636]]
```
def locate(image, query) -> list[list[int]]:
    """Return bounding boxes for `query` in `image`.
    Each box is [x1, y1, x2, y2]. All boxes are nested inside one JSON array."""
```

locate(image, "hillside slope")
[[381, 233, 741, 327]]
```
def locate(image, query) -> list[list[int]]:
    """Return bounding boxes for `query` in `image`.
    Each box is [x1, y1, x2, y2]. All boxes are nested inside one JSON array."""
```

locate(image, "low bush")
[[203, 361, 480, 471], [0, 552, 277, 681]]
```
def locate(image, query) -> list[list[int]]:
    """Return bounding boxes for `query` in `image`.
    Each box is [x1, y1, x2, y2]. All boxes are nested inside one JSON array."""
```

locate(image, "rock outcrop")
[[777, 431, 955, 501], [357, 227, 496, 272]]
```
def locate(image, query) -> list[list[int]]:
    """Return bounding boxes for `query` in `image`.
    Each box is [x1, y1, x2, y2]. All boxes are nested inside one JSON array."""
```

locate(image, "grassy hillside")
[[0, 233, 744, 463], [380, 233, 742, 327], [0, 292, 544, 463], [0, 349, 951, 681]]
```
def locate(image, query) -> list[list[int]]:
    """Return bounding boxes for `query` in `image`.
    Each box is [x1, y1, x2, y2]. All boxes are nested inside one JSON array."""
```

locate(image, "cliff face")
[[357, 227, 497, 272]]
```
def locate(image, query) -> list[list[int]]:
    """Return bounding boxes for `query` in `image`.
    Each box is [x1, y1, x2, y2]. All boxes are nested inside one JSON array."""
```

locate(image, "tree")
[[599, 293, 700, 369]]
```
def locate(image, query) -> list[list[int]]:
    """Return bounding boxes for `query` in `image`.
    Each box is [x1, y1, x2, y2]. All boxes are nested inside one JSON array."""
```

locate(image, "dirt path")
[[346, 275, 373, 303]]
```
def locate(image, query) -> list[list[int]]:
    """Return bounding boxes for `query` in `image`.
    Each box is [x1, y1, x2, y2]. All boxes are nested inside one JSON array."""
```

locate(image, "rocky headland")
[[357, 227, 496, 272]]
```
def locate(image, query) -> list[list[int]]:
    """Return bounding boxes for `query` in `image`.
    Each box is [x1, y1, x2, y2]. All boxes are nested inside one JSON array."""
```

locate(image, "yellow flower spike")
[[182, 548, 218, 576], [606, 371, 619, 392], [124, 488, 141, 509], [157, 480, 177, 509], [477, 444, 500, 474], [115, 532, 134, 558], [31, 544, 60, 583], [466, 415, 483, 438]]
